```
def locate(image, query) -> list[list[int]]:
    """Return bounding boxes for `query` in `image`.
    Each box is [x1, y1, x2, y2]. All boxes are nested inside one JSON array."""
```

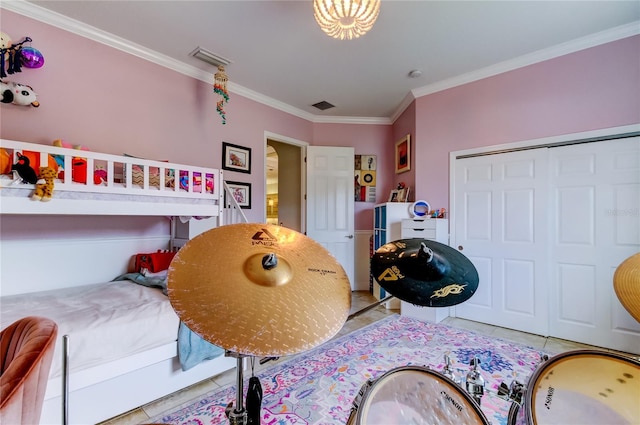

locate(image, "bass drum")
[[347, 365, 489, 425], [509, 350, 640, 425]]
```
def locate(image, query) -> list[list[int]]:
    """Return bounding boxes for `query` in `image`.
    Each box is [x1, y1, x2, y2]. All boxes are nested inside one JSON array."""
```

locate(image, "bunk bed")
[[0, 139, 237, 424]]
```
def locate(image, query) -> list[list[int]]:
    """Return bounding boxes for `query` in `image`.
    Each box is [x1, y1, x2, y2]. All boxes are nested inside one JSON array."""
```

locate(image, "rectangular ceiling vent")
[[312, 101, 335, 111], [190, 47, 232, 67]]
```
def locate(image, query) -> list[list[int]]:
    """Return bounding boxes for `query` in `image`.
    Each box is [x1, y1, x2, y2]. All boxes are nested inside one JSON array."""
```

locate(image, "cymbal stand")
[[346, 295, 394, 321], [225, 351, 247, 425]]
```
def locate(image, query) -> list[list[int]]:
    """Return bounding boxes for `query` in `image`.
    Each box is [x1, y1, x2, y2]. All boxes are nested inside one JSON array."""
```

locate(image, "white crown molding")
[[4, 1, 638, 126], [410, 21, 640, 101]]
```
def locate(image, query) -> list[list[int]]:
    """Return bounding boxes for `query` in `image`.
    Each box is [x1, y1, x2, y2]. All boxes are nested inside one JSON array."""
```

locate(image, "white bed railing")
[[0, 139, 223, 216]]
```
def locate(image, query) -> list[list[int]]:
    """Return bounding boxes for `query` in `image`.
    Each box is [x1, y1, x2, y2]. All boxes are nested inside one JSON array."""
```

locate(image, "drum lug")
[[442, 353, 462, 386], [497, 380, 524, 406], [465, 357, 486, 406]]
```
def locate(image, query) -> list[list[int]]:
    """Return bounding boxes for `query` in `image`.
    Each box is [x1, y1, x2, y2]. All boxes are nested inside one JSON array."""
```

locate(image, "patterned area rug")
[[148, 314, 548, 425]]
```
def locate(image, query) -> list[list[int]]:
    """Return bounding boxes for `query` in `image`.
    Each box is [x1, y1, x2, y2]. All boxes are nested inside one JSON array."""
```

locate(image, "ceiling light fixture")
[[313, 0, 381, 40]]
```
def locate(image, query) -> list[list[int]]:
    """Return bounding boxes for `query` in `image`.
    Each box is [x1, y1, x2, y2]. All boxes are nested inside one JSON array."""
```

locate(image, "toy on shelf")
[[31, 166, 56, 201], [11, 152, 38, 184]]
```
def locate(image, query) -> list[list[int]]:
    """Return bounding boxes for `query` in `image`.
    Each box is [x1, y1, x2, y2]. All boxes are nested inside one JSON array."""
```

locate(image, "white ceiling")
[[12, 1, 640, 122]]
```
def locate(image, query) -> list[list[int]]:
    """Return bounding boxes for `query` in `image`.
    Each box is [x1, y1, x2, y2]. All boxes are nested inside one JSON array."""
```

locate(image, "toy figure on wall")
[[0, 34, 45, 78], [1, 79, 40, 107]]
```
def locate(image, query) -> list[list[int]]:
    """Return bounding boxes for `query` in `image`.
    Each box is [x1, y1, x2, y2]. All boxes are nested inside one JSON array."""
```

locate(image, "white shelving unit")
[[400, 218, 450, 323], [372, 202, 412, 309]]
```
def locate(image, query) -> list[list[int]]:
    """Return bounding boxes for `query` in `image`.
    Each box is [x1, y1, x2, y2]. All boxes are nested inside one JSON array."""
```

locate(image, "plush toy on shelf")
[[11, 152, 38, 184], [31, 166, 56, 202]]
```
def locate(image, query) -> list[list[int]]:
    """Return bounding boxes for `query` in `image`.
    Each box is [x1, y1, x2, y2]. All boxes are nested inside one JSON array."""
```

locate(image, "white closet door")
[[549, 137, 640, 353], [452, 149, 550, 336]]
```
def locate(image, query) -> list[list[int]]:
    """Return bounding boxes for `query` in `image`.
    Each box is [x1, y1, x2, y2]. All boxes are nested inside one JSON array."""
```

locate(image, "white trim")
[[450, 124, 640, 159], [3, 2, 637, 125], [411, 21, 640, 101]]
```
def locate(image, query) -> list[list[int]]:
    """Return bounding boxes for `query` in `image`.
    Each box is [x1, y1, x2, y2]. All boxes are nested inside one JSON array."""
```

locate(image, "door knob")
[[346, 235, 354, 239]]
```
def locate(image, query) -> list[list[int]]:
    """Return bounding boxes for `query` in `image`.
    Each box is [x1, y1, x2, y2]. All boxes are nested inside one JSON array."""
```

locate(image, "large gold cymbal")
[[167, 223, 352, 356]]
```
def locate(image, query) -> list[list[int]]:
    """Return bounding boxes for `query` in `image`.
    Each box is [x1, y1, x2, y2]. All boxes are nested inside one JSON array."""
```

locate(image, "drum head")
[[357, 366, 489, 425], [526, 350, 640, 425]]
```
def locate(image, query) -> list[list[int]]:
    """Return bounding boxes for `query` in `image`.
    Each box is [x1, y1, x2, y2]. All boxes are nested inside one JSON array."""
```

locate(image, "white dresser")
[[400, 218, 450, 323]]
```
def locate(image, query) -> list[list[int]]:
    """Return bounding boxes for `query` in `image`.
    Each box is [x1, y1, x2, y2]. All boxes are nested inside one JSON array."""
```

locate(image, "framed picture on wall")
[[225, 181, 252, 209], [222, 142, 251, 174], [395, 134, 411, 174]]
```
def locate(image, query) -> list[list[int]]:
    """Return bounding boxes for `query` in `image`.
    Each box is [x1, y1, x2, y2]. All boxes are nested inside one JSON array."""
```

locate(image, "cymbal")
[[167, 223, 351, 357], [371, 239, 479, 307], [614, 253, 640, 323]]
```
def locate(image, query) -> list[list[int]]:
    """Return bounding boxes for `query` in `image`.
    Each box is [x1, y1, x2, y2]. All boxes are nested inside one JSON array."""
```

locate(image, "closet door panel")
[[549, 137, 640, 353], [453, 149, 549, 335]]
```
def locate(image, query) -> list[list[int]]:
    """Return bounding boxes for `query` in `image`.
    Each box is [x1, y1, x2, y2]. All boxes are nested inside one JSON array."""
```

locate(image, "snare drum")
[[347, 365, 489, 425], [509, 350, 640, 425]]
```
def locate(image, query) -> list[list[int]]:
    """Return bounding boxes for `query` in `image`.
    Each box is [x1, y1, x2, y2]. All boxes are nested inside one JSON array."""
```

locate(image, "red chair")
[[1, 316, 58, 425]]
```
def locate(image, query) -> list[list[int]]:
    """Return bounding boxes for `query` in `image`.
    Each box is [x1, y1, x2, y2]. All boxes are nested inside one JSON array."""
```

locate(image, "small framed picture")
[[225, 181, 251, 209], [388, 189, 400, 202], [395, 134, 411, 174], [222, 142, 251, 174]]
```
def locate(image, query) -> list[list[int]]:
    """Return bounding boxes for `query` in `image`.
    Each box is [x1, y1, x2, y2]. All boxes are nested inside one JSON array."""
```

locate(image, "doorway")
[[265, 136, 304, 232]]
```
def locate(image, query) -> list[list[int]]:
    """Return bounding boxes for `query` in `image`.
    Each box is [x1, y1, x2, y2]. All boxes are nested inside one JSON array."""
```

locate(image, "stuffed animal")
[[0, 79, 39, 107], [31, 166, 56, 201], [11, 152, 38, 184]]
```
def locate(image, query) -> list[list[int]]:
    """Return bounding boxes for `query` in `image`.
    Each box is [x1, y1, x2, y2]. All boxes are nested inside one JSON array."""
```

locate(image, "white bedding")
[[0, 280, 179, 379]]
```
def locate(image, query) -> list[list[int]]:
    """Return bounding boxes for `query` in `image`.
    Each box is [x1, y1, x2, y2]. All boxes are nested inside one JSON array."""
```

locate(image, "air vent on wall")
[[190, 46, 232, 67], [312, 101, 335, 111]]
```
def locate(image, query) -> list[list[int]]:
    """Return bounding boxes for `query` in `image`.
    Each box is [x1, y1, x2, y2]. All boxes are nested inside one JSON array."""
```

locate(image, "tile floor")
[[98, 291, 635, 425]]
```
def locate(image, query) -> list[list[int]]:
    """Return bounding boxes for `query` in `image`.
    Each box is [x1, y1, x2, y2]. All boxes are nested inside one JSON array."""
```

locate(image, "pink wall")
[[2, 11, 638, 232], [412, 35, 640, 210], [312, 123, 392, 229], [391, 101, 416, 200]]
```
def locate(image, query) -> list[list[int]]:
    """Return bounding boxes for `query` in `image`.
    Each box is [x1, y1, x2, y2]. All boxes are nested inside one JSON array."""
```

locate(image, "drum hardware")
[[441, 353, 462, 386], [496, 379, 524, 406], [259, 356, 279, 365], [245, 357, 262, 425], [465, 357, 486, 406], [347, 295, 395, 321], [224, 352, 249, 425]]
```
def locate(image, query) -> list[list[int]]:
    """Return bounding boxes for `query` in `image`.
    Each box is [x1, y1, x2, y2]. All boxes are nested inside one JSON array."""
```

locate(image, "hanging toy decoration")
[[20, 46, 45, 69], [0, 35, 44, 78], [0, 32, 12, 79], [213, 65, 229, 125]]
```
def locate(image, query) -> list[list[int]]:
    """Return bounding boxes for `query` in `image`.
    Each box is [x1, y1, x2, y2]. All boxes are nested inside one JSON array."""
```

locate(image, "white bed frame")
[[0, 139, 238, 424]]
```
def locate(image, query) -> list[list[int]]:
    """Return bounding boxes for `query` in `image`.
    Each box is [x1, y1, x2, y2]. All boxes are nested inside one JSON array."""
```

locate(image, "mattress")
[[0, 280, 180, 379]]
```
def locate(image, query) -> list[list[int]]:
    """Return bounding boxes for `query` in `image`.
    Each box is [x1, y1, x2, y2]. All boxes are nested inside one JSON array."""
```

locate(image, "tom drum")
[[347, 365, 489, 425], [509, 350, 640, 425]]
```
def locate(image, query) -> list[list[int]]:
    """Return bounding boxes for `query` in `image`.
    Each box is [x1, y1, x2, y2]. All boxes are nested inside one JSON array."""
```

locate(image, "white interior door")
[[549, 137, 640, 353], [452, 149, 550, 335], [306, 146, 355, 290]]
